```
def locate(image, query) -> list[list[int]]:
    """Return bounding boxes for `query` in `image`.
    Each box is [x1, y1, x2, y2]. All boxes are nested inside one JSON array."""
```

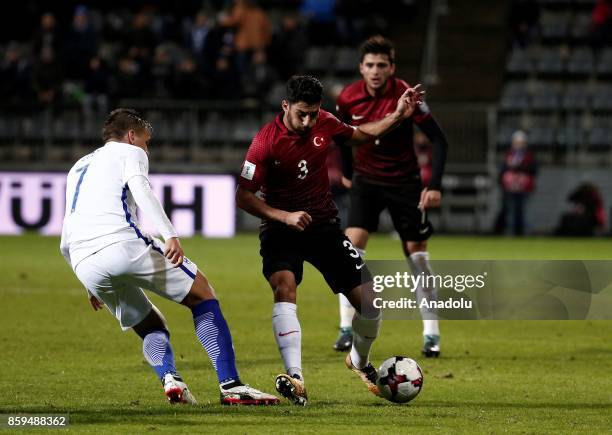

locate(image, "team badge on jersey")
[[241, 160, 256, 180], [313, 136, 325, 147]]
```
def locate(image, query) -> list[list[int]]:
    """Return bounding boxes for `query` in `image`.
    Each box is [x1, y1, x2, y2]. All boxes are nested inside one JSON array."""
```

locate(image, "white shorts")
[[74, 237, 198, 331]]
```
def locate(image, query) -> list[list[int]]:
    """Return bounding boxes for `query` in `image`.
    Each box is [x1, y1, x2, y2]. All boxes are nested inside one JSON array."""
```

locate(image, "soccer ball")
[[376, 356, 424, 404]]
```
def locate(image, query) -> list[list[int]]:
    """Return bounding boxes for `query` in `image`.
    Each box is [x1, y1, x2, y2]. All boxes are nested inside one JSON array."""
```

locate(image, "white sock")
[[339, 248, 364, 328], [339, 294, 355, 328], [409, 251, 440, 336], [349, 311, 381, 369], [272, 302, 302, 379]]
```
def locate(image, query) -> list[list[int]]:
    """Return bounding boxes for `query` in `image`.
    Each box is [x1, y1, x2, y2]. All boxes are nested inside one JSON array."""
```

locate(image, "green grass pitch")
[[1, 234, 611, 433]]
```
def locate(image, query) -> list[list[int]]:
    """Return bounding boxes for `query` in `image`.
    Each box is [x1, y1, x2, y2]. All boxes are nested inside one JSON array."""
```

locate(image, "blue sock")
[[191, 299, 240, 384], [142, 329, 177, 380]]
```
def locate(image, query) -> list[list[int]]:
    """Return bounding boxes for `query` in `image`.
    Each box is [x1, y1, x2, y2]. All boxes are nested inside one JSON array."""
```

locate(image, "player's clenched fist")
[[283, 211, 313, 231], [164, 237, 185, 266]]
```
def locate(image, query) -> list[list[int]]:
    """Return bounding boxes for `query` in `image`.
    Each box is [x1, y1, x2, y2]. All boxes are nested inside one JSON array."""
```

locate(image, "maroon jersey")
[[336, 76, 432, 184], [239, 110, 355, 226]]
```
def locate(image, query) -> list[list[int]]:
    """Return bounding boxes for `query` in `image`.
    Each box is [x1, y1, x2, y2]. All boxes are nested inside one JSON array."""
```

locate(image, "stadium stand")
[[498, 0, 612, 162], [0, 0, 415, 167], [1, 0, 607, 234]]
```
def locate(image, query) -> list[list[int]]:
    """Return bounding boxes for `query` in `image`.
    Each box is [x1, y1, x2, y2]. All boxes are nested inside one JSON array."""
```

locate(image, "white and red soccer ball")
[[376, 356, 424, 404]]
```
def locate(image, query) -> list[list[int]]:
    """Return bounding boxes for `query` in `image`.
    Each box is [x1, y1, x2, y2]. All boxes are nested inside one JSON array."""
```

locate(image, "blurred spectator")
[[64, 5, 99, 79], [199, 19, 234, 76], [104, 10, 131, 43], [219, 0, 272, 73], [335, 0, 365, 45], [128, 11, 157, 60], [33, 12, 61, 55], [111, 55, 143, 99], [83, 55, 110, 113], [184, 10, 213, 65], [243, 49, 278, 99], [335, 0, 393, 45], [509, 0, 540, 49], [414, 131, 433, 188], [151, 44, 175, 98], [0, 42, 32, 104], [590, 0, 612, 49], [31, 46, 64, 106], [555, 182, 606, 236], [300, 0, 338, 45], [209, 54, 242, 99], [494, 130, 537, 235], [269, 13, 308, 80], [172, 55, 207, 99]]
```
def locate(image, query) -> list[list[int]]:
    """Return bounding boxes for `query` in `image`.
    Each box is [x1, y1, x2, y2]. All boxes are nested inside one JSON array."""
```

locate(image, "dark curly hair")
[[360, 35, 395, 64], [286, 75, 324, 104], [101, 108, 153, 142]]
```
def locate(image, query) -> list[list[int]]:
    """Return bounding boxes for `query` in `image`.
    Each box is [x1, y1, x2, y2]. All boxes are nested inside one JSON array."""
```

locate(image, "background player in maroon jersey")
[[236, 75, 421, 405], [334, 36, 449, 357]]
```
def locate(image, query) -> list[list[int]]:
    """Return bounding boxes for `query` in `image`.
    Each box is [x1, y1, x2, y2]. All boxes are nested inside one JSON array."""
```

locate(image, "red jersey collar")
[[274, 112, 288, 133]]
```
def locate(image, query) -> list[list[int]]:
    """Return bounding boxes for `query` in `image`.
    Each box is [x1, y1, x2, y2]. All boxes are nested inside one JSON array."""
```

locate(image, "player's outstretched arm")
[[127, 175, 184, 266], [347, 85, 423, 146], [236, 186, 312, 231]]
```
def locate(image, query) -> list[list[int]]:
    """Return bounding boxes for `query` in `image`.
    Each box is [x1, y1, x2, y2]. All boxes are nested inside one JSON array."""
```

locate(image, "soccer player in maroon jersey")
[[236, 75, 421, 405], [334, 36, 449, 357]]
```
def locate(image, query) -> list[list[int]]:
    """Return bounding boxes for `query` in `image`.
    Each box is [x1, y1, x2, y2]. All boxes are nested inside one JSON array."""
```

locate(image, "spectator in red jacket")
[[495, 130, 537, 235], [591, 0, 612, 48]]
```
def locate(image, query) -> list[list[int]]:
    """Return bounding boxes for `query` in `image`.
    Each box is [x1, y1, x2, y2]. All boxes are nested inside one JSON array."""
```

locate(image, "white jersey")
[[61, 141, 152, 269]]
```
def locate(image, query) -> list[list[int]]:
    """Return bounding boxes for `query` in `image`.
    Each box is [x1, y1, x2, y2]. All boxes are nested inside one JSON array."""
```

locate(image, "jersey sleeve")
[[128, 175, 178, 240], [413, 101, 433, 124], [324, 111, 355, 144], [60, 219, 72, 266], [60, 199, 71, 266], [122, 147, 149, 185], [239, 130, 270, 192], [59, 167, 78, 267], [335, 90, 351, 123]]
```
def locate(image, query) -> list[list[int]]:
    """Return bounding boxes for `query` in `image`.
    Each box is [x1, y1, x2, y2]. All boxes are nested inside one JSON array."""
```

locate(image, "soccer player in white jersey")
[[60, 108, 279, 405]]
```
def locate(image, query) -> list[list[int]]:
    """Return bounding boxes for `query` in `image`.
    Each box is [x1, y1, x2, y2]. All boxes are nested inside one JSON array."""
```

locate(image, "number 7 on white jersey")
[[70, 164, 89, 213]]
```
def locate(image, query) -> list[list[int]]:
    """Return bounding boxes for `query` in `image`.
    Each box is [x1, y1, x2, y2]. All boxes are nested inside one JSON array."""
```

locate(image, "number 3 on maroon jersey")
[[298, 160, 308, 179]]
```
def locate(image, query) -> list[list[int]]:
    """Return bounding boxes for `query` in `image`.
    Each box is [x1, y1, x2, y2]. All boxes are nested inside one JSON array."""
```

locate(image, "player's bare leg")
[[269, 270, 307, 405], [133, 305, 170, 337], [333, 227, 371, 351], [343, 283, 382, 397], [179, 270, 217, 307], [345, 227, 370, 249], [404, 240, 441, 357], [181, 271, 279, 405], [133, 306, 197, 404]]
